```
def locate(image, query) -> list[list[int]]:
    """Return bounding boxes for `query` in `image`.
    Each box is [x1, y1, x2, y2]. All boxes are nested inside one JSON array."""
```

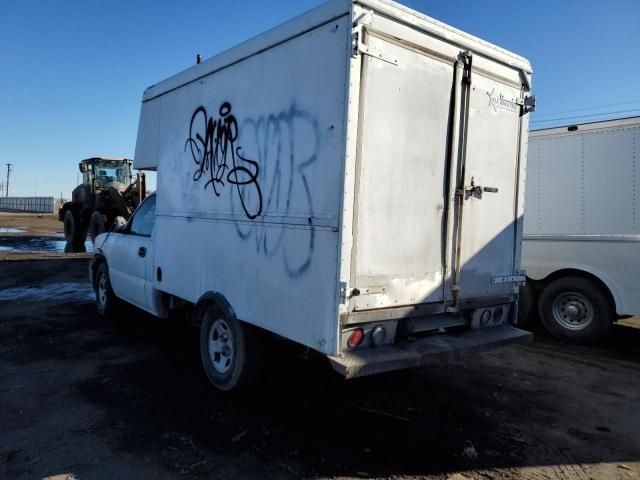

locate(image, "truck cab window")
[[129, 195, 156, 236]]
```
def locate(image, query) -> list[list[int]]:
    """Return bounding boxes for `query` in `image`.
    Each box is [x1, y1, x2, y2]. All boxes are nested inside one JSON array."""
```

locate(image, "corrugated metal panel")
[[0, 197, 55, 214]]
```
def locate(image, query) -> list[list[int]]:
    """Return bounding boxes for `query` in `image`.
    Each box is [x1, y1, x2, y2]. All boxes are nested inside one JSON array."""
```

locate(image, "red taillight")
[[348, 328, 365, 348]]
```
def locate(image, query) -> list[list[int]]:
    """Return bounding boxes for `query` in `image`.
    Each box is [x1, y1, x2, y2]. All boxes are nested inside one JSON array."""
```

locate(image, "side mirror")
[[112, 216, 128, 232], [79, 162, 87, 173]]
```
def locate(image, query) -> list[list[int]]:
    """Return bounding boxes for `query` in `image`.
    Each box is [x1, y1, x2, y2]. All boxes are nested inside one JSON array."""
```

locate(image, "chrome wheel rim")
[[97, 273, 107, 307], [552, 292, 593, 330], [208, 319, 234, 374]]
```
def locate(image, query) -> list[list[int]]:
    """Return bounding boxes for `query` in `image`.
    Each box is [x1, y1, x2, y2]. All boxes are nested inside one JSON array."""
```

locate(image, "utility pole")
[[5, 163, 12, 197]]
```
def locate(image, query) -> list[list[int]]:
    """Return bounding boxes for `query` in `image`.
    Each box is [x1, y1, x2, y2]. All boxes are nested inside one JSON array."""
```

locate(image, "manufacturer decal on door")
[[486, 89, 518, 114]]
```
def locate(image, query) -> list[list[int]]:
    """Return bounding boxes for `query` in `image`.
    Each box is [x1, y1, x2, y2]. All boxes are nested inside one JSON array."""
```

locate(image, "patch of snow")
[[0, 282, 95, 302]]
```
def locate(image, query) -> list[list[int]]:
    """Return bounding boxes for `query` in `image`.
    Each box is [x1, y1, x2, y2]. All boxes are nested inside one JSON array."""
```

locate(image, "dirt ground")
[[1, 214, 639, 480]]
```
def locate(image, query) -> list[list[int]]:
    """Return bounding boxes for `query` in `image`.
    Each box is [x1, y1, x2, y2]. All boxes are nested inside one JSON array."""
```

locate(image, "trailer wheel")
[[199, 305, 263, 391], [89, 211, 107, 243], [538, 276, 613, 344], [95, 262, 118, 318], [516, 281, 536, 328], [64, 210, 86, 248]]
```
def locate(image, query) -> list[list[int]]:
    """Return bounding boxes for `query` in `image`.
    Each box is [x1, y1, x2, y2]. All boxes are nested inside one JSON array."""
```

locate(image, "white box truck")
[[91, 0, 535, 390], [521, 116, 640, 343]]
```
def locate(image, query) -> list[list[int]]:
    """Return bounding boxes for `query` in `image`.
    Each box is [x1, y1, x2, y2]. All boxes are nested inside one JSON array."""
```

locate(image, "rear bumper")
[[328, 325, 531, 379]]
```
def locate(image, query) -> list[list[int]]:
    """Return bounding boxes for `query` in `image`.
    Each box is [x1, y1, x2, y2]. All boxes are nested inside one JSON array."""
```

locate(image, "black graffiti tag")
[[184, 102, 263, 219]]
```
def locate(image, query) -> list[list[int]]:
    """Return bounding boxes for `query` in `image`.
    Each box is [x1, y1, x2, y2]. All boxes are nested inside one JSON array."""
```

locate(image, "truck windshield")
[[92, 161, 131, 189]]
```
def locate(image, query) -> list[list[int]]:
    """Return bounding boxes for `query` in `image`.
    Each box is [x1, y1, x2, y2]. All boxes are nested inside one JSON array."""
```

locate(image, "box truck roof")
[[530, 115, 640, 137], [141, 0, 531, 103]]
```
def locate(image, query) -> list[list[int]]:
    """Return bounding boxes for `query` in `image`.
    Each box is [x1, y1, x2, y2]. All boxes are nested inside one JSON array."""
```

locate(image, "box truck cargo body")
[[521, 116, 640, 343], [93, 0, 534, 390]]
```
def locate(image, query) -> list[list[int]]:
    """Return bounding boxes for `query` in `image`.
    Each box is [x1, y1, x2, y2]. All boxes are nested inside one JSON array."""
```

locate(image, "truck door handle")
[[138, 247, 147, 258], [457, 177, 499, 199]]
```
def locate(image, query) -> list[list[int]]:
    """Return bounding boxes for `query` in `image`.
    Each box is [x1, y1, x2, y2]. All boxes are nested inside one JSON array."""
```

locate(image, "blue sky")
[[1, 0, 639, 198]]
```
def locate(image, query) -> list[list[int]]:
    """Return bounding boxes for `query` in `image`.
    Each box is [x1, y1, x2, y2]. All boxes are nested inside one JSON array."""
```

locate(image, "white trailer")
[[521, 116, 640, 343], [92, 0, 535, 390]]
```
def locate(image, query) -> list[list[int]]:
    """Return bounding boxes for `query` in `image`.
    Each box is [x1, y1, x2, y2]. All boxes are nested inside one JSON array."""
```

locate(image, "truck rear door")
[[453, 57, 525, 300], [351, 34, 454, 311], [351, 34, 527, 312]]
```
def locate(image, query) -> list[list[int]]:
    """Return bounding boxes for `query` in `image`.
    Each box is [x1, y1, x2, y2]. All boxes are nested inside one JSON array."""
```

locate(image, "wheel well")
[[193, 292, 236, 326], [91, 256, 106, 287], [533, 268, 616, 312]]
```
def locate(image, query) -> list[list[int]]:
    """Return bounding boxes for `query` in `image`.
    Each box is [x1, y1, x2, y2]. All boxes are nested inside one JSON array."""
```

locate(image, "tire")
[[94, 262, 118, 318], [89, 211, 108, 243], [199, 305, 263, 391], [516, 281, 536, 328], [63, 210, 86, 247], [63, 210, 77, 243], [538, 276, 613, 344]]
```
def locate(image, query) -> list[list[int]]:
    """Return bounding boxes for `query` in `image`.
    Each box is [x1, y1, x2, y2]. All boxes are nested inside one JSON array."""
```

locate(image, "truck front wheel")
[[95, 262, 119, 318], [538, 276, 613, 344], [199, 306, 263, 391]]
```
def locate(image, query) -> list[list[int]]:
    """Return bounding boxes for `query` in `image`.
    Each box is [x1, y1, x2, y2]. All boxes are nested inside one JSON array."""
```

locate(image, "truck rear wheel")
[[538, 276, 613, 344], [199, 306, 263, 391], [89, 211, 107, 243]]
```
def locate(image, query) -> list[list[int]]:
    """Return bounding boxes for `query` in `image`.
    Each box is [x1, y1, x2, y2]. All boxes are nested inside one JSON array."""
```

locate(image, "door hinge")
[[516, 95, 536, 114], [339, 282, 348, 304], [352, 28, 398, 66], [461, 51, 473, 85]]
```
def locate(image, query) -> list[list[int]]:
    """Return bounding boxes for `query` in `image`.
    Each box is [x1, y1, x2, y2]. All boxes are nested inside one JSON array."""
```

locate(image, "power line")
[[533, 98, 640, 118], [530, 108, 640, 124]]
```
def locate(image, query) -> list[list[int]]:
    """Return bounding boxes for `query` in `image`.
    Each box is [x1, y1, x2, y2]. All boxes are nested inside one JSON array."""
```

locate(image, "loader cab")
[[79, 158, 133, 193]]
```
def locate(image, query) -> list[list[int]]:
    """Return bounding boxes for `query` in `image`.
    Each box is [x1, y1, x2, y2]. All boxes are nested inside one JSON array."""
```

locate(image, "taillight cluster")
[[347, 325, 387, 349], [348, 328, 365, 348]]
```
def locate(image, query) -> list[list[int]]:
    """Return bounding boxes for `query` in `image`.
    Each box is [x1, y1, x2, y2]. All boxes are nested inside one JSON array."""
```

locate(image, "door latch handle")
[[138, 247, 147, 258], [457, 177, 499, 199]]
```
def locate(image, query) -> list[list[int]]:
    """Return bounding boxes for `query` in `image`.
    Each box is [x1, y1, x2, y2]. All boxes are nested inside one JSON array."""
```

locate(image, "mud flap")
[[328, 325, 532, 379]]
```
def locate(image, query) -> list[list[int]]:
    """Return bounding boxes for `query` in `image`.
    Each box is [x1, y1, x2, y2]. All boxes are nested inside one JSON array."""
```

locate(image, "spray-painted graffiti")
[[185, 102, 263, 219], [234, 105, 320, 277]]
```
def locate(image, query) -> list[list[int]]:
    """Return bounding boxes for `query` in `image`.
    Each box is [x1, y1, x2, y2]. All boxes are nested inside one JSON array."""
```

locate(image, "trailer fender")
[[527, 263, 624, 315]]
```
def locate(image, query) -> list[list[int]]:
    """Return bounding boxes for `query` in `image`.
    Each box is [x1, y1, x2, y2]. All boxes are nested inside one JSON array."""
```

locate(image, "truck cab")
[[92, 194, 165, 318]]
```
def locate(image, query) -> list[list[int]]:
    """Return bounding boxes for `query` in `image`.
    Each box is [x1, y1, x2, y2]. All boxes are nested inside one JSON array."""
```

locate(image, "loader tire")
[[200, 305, 263, 392], [63, 210, 86, 248], [89, 211, 107, 243], [538, 276, 613, 344]]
